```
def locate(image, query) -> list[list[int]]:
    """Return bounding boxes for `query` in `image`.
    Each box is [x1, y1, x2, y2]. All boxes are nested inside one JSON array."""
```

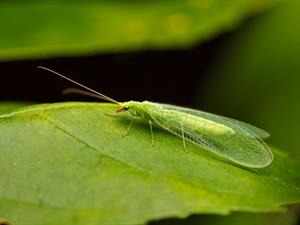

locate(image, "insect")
[[38, 66, 273, 168]]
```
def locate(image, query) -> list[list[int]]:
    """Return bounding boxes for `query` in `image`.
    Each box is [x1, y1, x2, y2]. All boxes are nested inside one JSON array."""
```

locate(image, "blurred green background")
[[0, 0, 299, 224], [196, 1, 300, 161]]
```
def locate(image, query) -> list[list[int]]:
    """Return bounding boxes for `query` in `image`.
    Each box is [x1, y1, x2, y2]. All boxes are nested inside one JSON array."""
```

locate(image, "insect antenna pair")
[[37, 66, 145, 138], [37, 66, 129, 111]]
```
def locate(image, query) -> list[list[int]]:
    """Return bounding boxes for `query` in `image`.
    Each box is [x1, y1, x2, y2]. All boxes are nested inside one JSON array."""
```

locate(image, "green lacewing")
[[38, 66, 273, 168]]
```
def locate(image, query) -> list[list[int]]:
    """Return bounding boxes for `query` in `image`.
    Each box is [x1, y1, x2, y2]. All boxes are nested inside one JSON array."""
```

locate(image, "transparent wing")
[[147, 103, 273, 168], [160, 104, 270, 139]]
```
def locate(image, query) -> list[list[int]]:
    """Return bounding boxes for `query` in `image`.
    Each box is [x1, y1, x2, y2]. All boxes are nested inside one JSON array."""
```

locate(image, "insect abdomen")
[[181, 113, 235, 136], [145, 103, 235, 136]]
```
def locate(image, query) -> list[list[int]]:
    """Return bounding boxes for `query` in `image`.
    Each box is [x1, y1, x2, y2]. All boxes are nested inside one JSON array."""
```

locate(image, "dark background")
[[0, 35, 222, 107]]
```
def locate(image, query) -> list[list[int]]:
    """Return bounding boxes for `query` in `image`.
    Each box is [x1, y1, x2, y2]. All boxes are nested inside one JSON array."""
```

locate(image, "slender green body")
[[126, 101, 234, 136], [37, 66, 273, 169], [123, 101, 273, 168]]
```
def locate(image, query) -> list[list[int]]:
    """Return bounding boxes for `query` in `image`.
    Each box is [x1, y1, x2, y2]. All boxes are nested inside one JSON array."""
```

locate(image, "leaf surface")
[[0, 102, 299, 225]]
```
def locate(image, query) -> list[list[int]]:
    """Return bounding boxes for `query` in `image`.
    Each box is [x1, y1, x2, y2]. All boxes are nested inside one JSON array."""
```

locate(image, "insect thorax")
[[123, 101, 148, 118]]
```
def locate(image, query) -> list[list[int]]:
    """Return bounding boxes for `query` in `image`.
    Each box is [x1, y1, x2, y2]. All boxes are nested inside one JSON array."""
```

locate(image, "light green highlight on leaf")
[[0, 101, 34, 115], [0, 0, 277, 61]]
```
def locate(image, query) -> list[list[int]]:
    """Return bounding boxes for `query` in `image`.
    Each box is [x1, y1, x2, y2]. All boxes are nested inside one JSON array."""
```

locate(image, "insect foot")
[[121, 118, 135, 137]]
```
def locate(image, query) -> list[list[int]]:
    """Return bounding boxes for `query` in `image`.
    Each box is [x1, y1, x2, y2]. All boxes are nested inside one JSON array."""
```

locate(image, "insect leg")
[[181, 121, 187, 152], [104, 111, 117, 117], [122, 117, 136, 137], [149, 120, 154, 146]]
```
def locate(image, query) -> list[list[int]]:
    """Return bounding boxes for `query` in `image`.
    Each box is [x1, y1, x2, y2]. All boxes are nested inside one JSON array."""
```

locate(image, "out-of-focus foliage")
[[0, 0, 277, 60], [150, 210, 299, 225], [195, 1, 300, 159], [200, 211, 299, 225]]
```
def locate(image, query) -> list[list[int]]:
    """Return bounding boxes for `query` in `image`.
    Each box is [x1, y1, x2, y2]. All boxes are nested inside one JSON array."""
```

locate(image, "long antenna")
[[37, 66, 120, 104], [62, 88, 113, 101]]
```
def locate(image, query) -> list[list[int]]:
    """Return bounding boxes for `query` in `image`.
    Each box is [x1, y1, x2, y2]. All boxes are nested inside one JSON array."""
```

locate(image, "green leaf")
[[0, 102, 299, 225], [0, 0, 277, 61], [0, 101, 34, 115]]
